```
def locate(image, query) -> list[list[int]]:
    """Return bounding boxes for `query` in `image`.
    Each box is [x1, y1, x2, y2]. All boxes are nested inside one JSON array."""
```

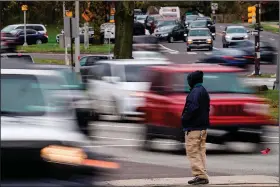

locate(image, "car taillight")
[[222, 56, 235, 60]]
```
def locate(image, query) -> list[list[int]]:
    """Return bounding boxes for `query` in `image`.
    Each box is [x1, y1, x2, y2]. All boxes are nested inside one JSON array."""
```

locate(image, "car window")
[[26, 26, 34, 30], [27, 30, 36, 34], [10, 30, 20, 35], [1, 74, 46, 116], [86, 56, 109, 66], [190, 21, 206, 27], [17, 26, 24, 30], [156, 20, 176, 27], [99, 63, 111, 77], [226, 27, 246, 33], [185, 15, 198, 21], [171, 72, 253, 93], [34, 26, 44, 31], [133, 52, 164, 59], [123, 64, 151, 82], [80, 57, 87, 66], [1, 25, 17, 32], [148, 71, 165, 93], [188, 29, 210, 36]]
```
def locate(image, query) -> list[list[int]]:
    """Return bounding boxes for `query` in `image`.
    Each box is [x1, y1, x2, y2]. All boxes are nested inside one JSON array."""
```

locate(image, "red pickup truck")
[[137, 64, 277, 152]]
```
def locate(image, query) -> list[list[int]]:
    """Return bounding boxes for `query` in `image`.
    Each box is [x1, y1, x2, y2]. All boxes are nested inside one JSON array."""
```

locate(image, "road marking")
[[213, 47, 219, 50], [204, 52, 213, 55], [262, 136, 279, 139], [186, 52, 197, 54], [169, 51, 180, 54], [159, 44, 179, 53], [269, 38, 275, 41]]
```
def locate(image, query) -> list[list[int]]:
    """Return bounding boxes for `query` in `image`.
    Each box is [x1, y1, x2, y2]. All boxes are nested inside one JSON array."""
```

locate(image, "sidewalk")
[[96, 175, 279, 186]]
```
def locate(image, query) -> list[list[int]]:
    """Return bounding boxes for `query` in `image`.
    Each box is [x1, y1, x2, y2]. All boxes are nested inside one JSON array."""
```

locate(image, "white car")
[[135, 15, 148, 24], [132, 51, 168, 61], [86, 59, 172, 120]]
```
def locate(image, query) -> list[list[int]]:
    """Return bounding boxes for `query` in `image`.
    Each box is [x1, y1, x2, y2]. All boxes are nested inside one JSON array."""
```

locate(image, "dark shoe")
[[188, 177, 209, 185]]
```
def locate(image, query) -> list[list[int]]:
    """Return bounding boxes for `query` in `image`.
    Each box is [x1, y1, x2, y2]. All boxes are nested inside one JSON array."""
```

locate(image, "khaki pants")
[[185, 130, 208, 180]]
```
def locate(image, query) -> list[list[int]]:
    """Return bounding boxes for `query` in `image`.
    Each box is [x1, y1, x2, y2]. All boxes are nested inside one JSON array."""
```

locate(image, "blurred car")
[[1, 34, 17, 53], [229, 40, 277, 63], [144, 14, 164, 34], [132, 51, 168, 61], [133, 22, 146, 36], [183, 15, 199, 27], [80, 55, 113, 67], [187, 20, 216, 39], [135, 15, 148, 24], [1, 53, 35, 63], [137, 64, 276, 152], [1, 67, 119, 187], [56, 27, 94, 44], [222, 26, 250, 48], [2, 29, 48, 45], [186, 28, 213, 51], [2, 24, 48, 35], [197, 48, 253, 68], [132, 35, 160, 52], [2, 61, 97, 136], [83, 59, 172, 121]]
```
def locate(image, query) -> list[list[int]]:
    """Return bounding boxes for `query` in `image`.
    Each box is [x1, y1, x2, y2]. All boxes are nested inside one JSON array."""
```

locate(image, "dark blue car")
[[198, 48, 254, 69], [2, 29, 48, 45]]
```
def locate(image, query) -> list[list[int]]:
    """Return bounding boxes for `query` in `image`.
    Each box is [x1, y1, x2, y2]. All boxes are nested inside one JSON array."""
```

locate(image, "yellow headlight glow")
[[207, 39, 212, 43], [41, 145, 87, 165]]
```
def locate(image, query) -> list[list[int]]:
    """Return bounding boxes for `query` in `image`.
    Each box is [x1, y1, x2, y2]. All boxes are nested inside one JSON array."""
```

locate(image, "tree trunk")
[[114, 1, 134, 59]]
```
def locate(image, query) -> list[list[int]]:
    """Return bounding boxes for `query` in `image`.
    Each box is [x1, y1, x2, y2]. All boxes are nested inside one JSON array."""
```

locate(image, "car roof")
[[147, 64, 244, 73], [7, 24, 45, 27], [1, 53, 32, 57], [96, 59, 171, 65], [192, 20, 207, 22]]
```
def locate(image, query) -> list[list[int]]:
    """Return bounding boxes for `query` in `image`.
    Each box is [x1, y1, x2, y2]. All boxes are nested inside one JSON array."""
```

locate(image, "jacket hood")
[[187, 70, 204, 88]]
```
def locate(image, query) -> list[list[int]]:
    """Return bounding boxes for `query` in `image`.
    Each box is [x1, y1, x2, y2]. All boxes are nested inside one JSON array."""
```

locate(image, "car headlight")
[[187, 39, 192, 44], [225, 35, 231, 39], [41, 145, 87, 165], [244, 35, 249, 39], [243, 103, 269, 115], [207, 39, 212, 43], [41, 145, 119, 169]]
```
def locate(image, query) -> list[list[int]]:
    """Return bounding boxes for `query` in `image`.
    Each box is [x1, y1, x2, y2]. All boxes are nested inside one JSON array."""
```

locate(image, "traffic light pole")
[[254, 3, 261, 76]]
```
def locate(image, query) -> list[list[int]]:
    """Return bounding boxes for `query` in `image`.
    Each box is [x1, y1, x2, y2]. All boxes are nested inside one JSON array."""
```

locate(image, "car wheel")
[[168, 36, 174, 43], [36, 39, 42, 45]]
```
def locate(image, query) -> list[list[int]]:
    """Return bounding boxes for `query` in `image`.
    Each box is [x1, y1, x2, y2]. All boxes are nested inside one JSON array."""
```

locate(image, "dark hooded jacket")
[[181, 71, 210, 131]]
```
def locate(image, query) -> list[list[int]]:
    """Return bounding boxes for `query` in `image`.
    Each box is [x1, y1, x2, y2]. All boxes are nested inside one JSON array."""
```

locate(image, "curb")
[[95, 175, 279, 187]]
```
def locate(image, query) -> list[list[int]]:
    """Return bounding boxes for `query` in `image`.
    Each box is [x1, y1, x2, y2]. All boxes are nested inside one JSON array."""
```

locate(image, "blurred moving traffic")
[[1, 5, 279, 186]]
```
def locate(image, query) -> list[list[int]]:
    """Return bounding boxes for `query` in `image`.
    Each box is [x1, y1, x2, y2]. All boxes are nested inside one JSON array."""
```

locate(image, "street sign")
[[21, 5, 28, 11], [65, 10, 73, 17], [64, 17, 79, 38], [211, 3, 218, 11]]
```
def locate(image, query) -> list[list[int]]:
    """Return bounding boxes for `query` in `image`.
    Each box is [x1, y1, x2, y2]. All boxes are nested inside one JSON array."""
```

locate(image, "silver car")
[[222, 26, 250, 48], [186, 28, 213, 51]]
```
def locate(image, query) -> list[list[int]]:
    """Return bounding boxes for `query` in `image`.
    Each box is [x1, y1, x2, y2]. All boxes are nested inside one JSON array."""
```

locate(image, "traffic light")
[[248, 6, 256, 24]]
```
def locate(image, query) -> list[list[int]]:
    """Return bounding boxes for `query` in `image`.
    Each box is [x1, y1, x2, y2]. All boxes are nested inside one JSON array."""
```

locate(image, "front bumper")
[[187, 43, 213, 49], [153, 32, 169, 40], [224, 39, 248, 46]]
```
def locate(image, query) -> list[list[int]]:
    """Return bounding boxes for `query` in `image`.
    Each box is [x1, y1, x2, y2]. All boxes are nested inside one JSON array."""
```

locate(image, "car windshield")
[[171, 72, 253, 93], [188, 29, 210, 36], [1, 25, 17, 32], [156, 20, 176, 27], [1, 74, 72, 116], [190, 21, 206, 27], [136, 16, 146, 20], [227, 28, 247, 33], [186, 15, 198, 20]]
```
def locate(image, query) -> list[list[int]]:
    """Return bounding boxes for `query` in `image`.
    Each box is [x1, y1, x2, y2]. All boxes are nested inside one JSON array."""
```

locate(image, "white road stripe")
[[159, 44, 179, 53], [204, 52, 213, 55], [187, 52, 197, 54], [269, 38, 275, 40], [262, 136, 279, 139]]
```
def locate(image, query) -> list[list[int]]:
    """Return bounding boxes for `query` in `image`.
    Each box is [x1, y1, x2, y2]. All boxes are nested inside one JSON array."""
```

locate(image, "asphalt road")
[[89, 117, 279, 181], [162, 23, 278, 74]]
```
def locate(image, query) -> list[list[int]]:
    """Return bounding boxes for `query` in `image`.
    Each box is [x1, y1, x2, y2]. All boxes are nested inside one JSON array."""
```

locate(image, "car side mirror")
[[184, 33, 188, 37], [207, 24, 211, 27]]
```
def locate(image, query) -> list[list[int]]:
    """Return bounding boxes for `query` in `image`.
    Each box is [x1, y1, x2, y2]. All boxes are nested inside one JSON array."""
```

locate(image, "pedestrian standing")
[[181, 70, 210, 185]]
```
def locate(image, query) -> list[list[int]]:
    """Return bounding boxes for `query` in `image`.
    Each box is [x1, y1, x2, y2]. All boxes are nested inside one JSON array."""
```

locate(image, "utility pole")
[[254, 2, 261, 75], [75, 1, 80, 73], [22, 5, 28, 46], [275, 0, 280, 90]]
